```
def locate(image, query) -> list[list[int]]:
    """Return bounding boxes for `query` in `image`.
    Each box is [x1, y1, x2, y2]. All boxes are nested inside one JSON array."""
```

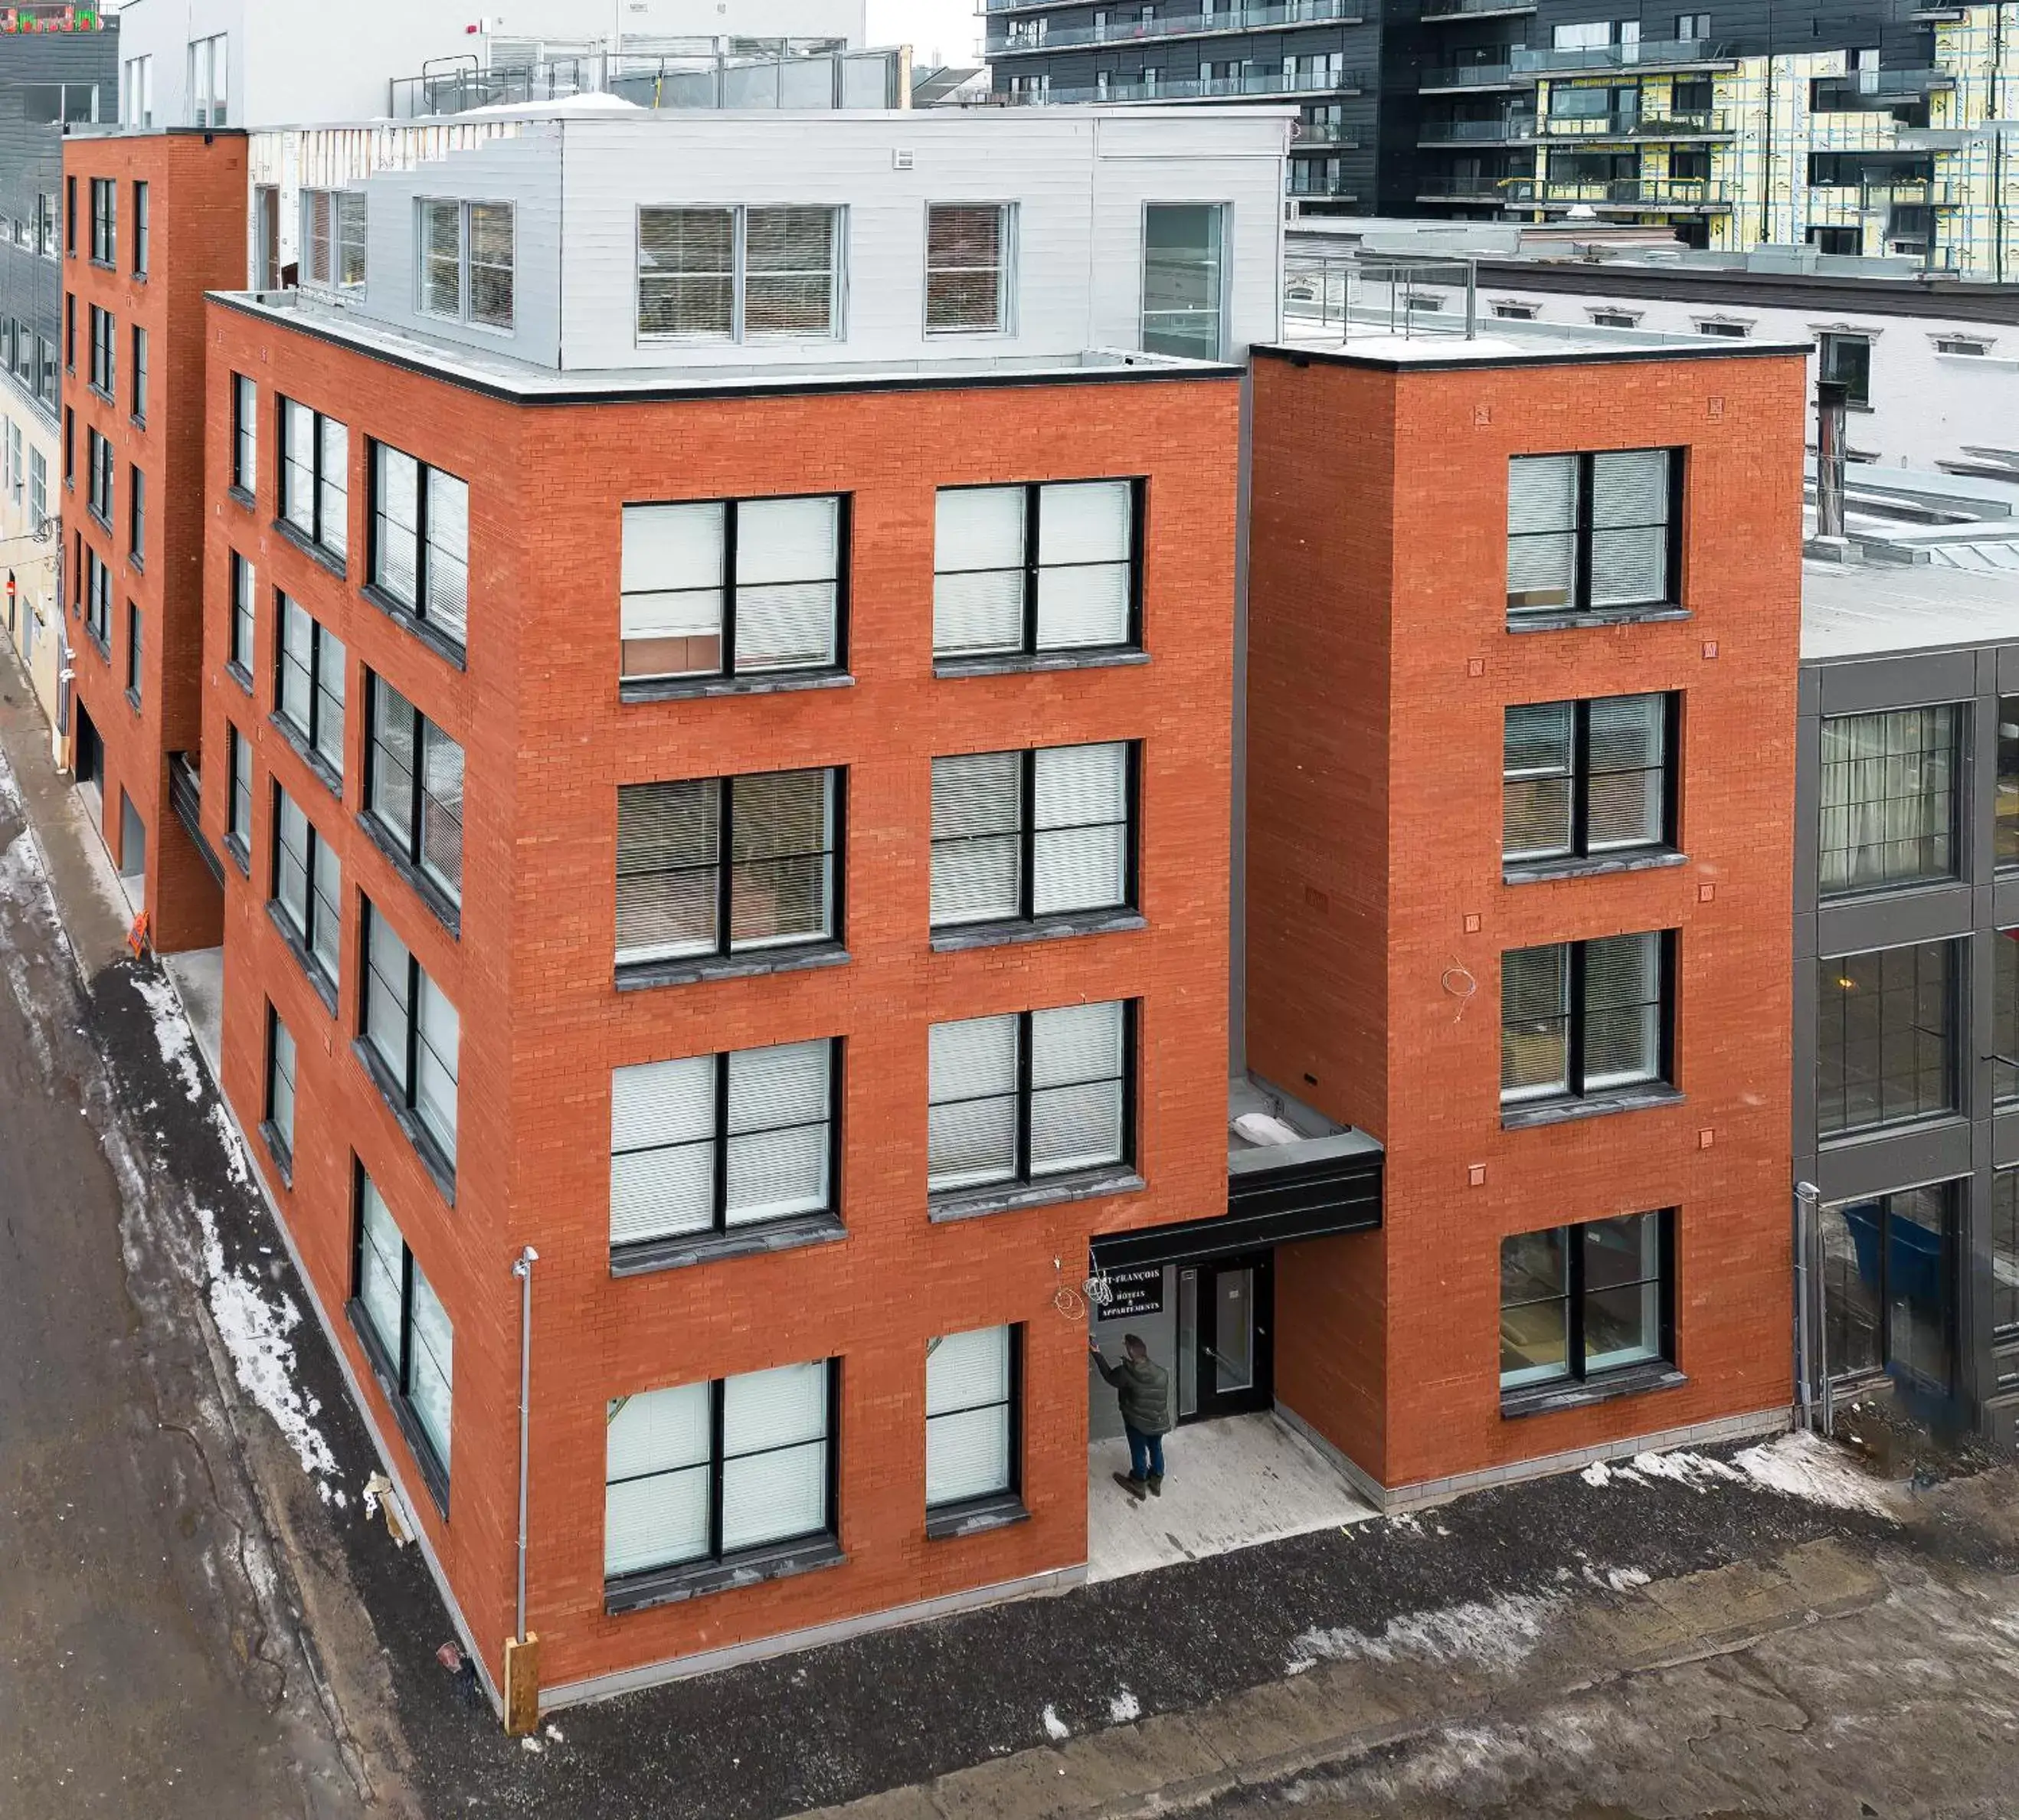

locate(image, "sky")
[[866, 0, 983, 70]]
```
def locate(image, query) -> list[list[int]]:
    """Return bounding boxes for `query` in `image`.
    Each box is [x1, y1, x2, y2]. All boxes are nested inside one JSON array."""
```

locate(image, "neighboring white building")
[[115, 0, 871, 131]]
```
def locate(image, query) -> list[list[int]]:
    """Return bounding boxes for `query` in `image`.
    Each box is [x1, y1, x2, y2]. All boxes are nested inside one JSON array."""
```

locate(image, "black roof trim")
[[1091, 1147, 1383, 1268]]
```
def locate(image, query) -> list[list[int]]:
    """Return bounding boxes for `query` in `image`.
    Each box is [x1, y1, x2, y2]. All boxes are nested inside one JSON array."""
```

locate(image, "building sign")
[[2, 6, 105, 31], [1095, 1265, 1163, 1322]]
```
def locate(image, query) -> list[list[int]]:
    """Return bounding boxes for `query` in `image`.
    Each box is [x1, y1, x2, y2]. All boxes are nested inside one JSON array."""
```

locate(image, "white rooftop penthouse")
[[252, 107, 1291, 378]]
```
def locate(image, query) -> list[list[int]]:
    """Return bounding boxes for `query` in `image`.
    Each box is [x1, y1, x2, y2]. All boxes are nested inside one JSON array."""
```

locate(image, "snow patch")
[[1731, 1429, 1899, 1518], [1042, 1705, 1070, 1741], [132, 971, 205, 1102], [1288, 1590, 1561, 1677], [1108, 1687, 1141, 1724]]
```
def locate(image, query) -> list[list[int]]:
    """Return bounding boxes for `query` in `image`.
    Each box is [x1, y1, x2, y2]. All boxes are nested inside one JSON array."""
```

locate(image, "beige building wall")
[[0, 399, 68, 765]]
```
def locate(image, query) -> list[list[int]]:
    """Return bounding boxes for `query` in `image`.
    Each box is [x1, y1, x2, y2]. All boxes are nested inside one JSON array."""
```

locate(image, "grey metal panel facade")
[[1794, 634, 2019, 1432]]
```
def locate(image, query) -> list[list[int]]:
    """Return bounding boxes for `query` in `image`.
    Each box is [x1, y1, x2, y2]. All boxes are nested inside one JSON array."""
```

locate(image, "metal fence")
[[388, 46, 900, 119], [1282, 257, 1479, 342]]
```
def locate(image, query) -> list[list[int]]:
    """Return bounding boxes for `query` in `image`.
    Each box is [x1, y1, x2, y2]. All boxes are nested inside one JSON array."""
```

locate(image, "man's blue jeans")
[[1125, 1424, 1165, 1481]]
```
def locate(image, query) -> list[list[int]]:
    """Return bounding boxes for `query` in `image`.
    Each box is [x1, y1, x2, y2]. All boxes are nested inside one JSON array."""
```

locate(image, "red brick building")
[[62, 128, 242, 951], [1245, 329, 1809, 1502]]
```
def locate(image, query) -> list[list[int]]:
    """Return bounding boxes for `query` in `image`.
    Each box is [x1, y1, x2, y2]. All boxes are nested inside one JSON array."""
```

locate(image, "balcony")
[[1420, 0, 1536, 16], [1287, 175, 1361, 198], [1536, 107, 1731, 138], [1811, 68, 1955, 110], [1510, 37, 1733, 76], [1503, 175, 1729, 208], [1419, 61, 1517, 89], [990, 66, 1367, 101], [988, 0, 1364, 54], [1417, 113, 1535, 143], [1859, 178, 1962, 208], [1292, 123, 1362, 145]]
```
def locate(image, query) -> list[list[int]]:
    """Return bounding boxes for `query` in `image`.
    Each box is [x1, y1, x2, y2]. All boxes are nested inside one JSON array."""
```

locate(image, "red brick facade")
[[201, 296, 1241, 1692], [1246, 347, 1807, 1493], [63, 130, 241, 951]]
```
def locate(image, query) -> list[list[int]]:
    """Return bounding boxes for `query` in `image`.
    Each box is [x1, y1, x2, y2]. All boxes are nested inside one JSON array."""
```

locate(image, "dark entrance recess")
[[1177, 1252, 1274, 1422]]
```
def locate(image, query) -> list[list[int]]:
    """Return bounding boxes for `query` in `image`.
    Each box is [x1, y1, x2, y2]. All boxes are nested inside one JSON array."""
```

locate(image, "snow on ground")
[[1287, 1589, 1563, 1677], [1581, 1430, 1898, 1518], [1042, 1705, 1071, 1740], [132, 970, 206, 1102], [1108, 1688, 1141, 1724]]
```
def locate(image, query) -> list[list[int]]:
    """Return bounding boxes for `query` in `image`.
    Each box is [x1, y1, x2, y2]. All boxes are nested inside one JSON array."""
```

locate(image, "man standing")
[[1090, 1334, 1172, 1500]]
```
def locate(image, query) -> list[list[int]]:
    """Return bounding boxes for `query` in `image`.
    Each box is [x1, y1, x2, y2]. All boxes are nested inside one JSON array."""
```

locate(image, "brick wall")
[[1250, 347, 1807, 1491]]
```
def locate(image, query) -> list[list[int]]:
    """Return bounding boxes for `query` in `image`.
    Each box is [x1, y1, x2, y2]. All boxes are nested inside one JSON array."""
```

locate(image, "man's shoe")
[[1113, 1471, 1148, 1501], [1147, 1473, 1163, 1497]]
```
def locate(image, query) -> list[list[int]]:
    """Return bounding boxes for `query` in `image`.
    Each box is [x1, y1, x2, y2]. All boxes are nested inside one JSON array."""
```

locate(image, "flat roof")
[[1802, 557, 2019, 662], [1263, 312, 1811, 372], [208, 290, 1241, 403]]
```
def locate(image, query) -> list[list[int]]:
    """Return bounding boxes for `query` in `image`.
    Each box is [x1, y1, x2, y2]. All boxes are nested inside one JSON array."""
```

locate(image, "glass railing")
[[1536, 108, 1729, 135], [388, 45, 899, 116], [1419, 61, 1515, 87], [988, 66, 1367, 101], [1293, 123, 1363, 144], [1419, 114, 1536, 139], [1510, 37, 1730, 74], [1422, 0, 1536, 16], [990, 0, 1364, 52], [1504, 176, 1729, 205]]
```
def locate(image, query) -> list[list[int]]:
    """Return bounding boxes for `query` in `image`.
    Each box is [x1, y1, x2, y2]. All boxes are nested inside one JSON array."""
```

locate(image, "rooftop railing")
[[1283, 255, 1480, 341], [983, 65, 1368, 102], [989, 0, 1363, 53], [1510, 36, 1731, 74]]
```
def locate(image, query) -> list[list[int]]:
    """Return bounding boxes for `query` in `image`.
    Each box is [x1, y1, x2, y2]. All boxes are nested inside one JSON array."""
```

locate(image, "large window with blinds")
[[279, 398, 349, 565], [636, 205, 843, 342], [615, 769, 840, 972], [1815, 940, 1958, 1139], [926, 1324, 1019, 1526], [1501, 931, 1672, 1109], [610, 1039, 839, 1255], [418, 198, 513, 330], [925, 204, 1013, 334], [365, 675, 465, 910], [931, 741, 1135, 931], [271, 783, 342, 995], [928, 1000, 1133, 1199], [351, 1166, 454, 1500], [1817, 705, 1960, 897], [604, 1360, 836, 1593], [274, 593, 345, 785], [619, 494, 843, 685], [933, 481, 1139, 662], [360, 899, 460, 1174], [1504, 693, 1675, 868], [369, 442, 470, 648], [1507, 448, 1678, 617]]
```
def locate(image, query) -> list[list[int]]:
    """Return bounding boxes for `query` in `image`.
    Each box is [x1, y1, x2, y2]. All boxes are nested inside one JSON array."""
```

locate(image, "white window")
[[123, 56, 153, 129], [620, 495, 842, 683], [636, 205, 843, 343], [926, 1325, 1016, 1512], [1140, 202, 1225, 360], [188, 34, 228, 128], [610, 1039, 837, 1250], [354, 1170, 453, 1491], [1936, 337, 1989, 356], [933, 480, 1136, 659], [931, 741, 1134, 928], [303, 190, 368, 291], [925, 205, 1012, 335], [362, 899, 460, 1170], [604, 1361, 834, 1581], [418, 198, 513, 330], [928, 1000, 1131, 1195]]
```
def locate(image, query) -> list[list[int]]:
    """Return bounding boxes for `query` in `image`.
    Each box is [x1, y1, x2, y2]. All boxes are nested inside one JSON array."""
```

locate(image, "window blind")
[[277, 596, 313, 732], [932, 486, 1026, 656], [728, 770, 833, 951], [1035, 481, 1131, 650], [735, 496, 838, 671], [1500, 944, 1570, 1101], [620, 501, 725, 677], [319, 417, 348, 560], [407, 1265, 453, 1471], [1581, 931, 1660, 1088], [373, 445, 420, 606], [468, 203, 514, 329], [369, 682, 417, 850], [1029, 1000, 1124, 1175], [422, 200, 460, 318], [931, 751, 1021, 925], [610, 1054, 717, 1245], [744, 207, 836, 339], [420, 724, 466, 898], [414, 974, 460, 1161], [313, 628, 345, 778], [1585, 694, 1664, 849], [1503, 701, 1574, 859], [425, 470, 470, 640], [725, 1039, 831, 1226], [925, 1325, 1012, 1507], [282, 400, 313, 534], [1589, 450, 1669, 607], [721, 1361, 829, 1553], [616, 778, 722, 963], [269, 1017, 296, 1147], [928, 1013, 1019, 1191], [637, 208, 735, 340], [337, 192, 367, 287], [605, 1383, 712, 1575], [925, 205, 1006, 334], [356, 1177, 404, 1363], [1033, 742, 1128, 915], [1507, 454, 1577, 611]]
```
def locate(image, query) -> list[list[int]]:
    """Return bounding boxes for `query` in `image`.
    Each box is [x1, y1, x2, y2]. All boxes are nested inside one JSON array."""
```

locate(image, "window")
[[83, 548, 110, 648], [1821, 1183, 1953, 1392], [272, 784, 342, 991], [302, 189, 367, 290], [228, 552, 256, 677], [1994, 931, 2019, 1105], [1815, 940, 1958, 1138], [1504, 694, 1673, 866], [352, 1168, 453, 1493], [604, 1360, 835, 1586], [928, 1000, 1132, 1195], [1817, 706, 1958, 896], [188, 33, 228, 127], [133, 180, 148, 277], [1501, 931, 1671, 1108], [369, 443, 469, 646], [1696, 319, 1750, 339], [1818, 331, 1870, 407], [226, 726, 252, 858], [1992, 1170, 2019, 1344], [926, 204, 1012, 334], [1936, 338, 1988, 356], [365, 676, 466, 906], [129, 466, 145, 566], [35, 190, 55, 259], [231, 375, 257, 497], [610, 1039, 837, 1251], [636, 205, 842, 343], [64, 175, 73, 257], [275, 594, 347, 783], [131, 325, 148, 421], [125, 600, 142, 699], [1808, 226, 1860, 256], [87, 428, 113, 523], [361, 899, 460, 1170], [280, 400, 349, 563], [37, 336, 56, 410], [1493, 303, 1539, 321], [29, 447, 45, 532], [5, 420, 18, 503], [615, 769, 839, 969], [1500, 1211, 1671, 1393], [123, 55, 155, 128], [1140, 202, 1225, 360], [63, 407, 71, 489], [933, 481, 1138, 660], [64, 293, 74, 373], [89, 176, 113, 264], [1999, 697, 2019, 869], [265, 1007, 297, 1167], [418, 198, 514, 330], [619, 494, 843, 683], [926, 1325, 1018, 1517], [87, 304, 113, 395], [931, 742, 1134, 929], [1507, 449, 1677, 617]]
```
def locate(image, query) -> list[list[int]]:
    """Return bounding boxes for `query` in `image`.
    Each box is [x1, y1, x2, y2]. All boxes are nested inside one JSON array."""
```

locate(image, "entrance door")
[[1175, 1253, 1273, 1422]]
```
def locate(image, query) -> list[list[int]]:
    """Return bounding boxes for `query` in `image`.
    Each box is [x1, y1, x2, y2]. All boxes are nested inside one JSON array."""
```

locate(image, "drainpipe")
[[510, 1245, 538, 1643], [1792, 1181, 1821, 1431]]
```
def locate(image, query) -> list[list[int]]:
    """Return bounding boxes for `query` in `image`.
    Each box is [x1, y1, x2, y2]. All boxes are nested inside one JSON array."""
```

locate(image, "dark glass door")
[[1175, 1252, 1273, 1422]]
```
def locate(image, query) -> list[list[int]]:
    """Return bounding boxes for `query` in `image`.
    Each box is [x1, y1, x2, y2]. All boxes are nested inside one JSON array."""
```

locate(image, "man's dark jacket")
[[1095, 1352, 1172, 1435]]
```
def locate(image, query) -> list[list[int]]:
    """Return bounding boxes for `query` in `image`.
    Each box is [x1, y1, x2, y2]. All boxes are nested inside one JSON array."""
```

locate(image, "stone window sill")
[[934, 648, 1149, 679], [225, 659, 253, 696], [224, 833, 251, 878], [931, 908, 1145, 953], [273, 516, 349, 582], [1504, 849, 1686, 886], [1501, 1362, 1685, 1420], [1506, 605, 1691, 635], [615, 941, 849, 993], [352, 1037, 457, 1206], [259, 1119, 294, 1190], [124, 685, 141, 715], [267, 711, 344, 804], [929, 1166, 1144, 1225], [264, 899, 339, 1016], [227, 485, 256, 512], [360, 582, 468, 672], [925, 1492, 1030, 1541], [358, 812, 461, 938], [610, 1211, 846, 1278], [620, 669, 854, 705], [605, 1534, 844, 1616], [1500, 1082, 1683, 1131]]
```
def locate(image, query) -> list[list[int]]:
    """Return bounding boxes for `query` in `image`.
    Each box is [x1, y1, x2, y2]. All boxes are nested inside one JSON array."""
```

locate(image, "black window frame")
[[1499, 1210, 1676, 1408], [128, 463, 145, 568], [88, 175, 114, 266], [132, 178, 148, 278], [924, 1323, 1025, 1536], [230, 374, 257, 500], [224, 724, 253, 870], [1818, 329, 1870, 408], [130, 322, 147, 424], [1816, 703, 1961, 899], [262, 1000, 296, 1178], [362, 671, 466, 921], [272, 591, 345, 791], [1502, 692, 1680, 872], [61, 405, 72, 489], [1821, 1182, 1956, 1395], [87, 303, 113, 398], [1994, 695, 2019, 870], [124, 597, 141, 703], [357, 895, 459, 1188], [1993, 928, 2019, 1107], [83, 545, 111, 650], [64, 174, 74, 258], [1506, 447, 1684, 620], [62, 290, 74, 372], [1991, 1168, 2019, 1349], [227, 551, 256, 685], [86, 426, 113, 527], [270, 779, 342, 1001], [365, 438, 470, 657], [277, 395, 349, 566], [1500, 931, 1677, 1112], [346, 1160, 453, 1511], [1815, 938, 1960, 1141]]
